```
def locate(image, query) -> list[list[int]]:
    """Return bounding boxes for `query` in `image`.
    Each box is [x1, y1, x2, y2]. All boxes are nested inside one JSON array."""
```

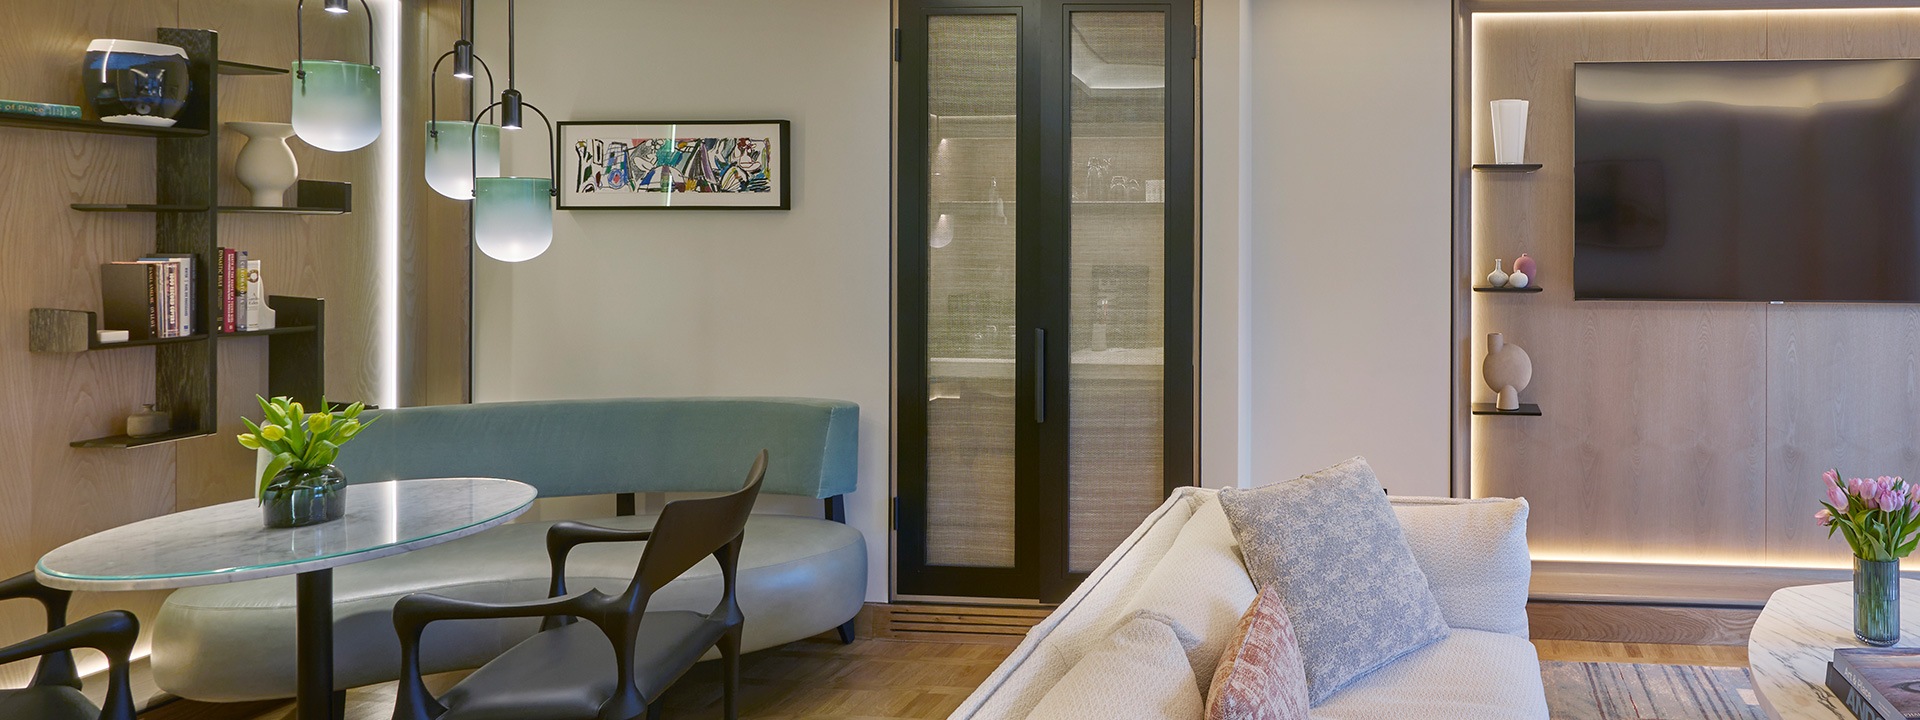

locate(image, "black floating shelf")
[[1472, 403, 1541, 416], [1473, 285, 1544, 293], [90, 333, 210, 350], [71, 428, 215, 449], [217, 60, 288, 76], [218, 205, 349, 215], [1472, 163, 1543, 173], [218, 325, 317, 338], [72, 204, 210, 213], [0, 114, 207, 138]]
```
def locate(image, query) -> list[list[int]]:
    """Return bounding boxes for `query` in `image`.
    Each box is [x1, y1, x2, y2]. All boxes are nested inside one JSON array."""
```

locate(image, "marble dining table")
[[36, 477, 537, 720], [1749, 579, 1920, 720]]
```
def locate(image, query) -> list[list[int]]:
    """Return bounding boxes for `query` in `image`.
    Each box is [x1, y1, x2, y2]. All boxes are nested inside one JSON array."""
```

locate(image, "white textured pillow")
[[1389, 497, 1532, 638], [1027, 611, 1206, 720], [1123, 497, 1258, 690]]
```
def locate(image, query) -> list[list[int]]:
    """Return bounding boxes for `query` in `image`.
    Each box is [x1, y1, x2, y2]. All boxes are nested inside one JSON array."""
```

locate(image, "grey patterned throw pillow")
[[1218, 456, 1449, 706]]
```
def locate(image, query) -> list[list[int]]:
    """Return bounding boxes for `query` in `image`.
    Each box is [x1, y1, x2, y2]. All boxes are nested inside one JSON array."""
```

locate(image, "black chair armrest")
[[391, 591, 603, 720], [0, 611, 139, 720], [0, 572, 79, 689], [544, 521, 651, 600]]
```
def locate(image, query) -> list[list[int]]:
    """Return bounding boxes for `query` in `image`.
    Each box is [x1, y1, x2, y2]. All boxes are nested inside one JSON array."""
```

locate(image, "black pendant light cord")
[[295, 0, 376, 82], [429, 51, 496, 136], [469, 100, 558, 200]]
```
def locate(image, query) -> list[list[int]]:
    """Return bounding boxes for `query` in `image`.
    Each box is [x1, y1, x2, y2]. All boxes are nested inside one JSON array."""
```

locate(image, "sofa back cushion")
[[1219, 457, 1449, 706], [1390, 497, 1531, 637], [331, 397, 858, 499], [1122, 497, 1258, 691], [1027, 611, 1206, 720]]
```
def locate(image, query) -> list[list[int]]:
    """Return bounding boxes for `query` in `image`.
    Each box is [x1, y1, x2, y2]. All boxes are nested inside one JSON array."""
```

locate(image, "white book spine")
[[245, 260, 267, 331]]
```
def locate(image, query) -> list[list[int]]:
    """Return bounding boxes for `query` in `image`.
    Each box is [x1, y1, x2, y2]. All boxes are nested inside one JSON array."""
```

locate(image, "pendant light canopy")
[[471, 0, 557, 263], [291, 0, 381, 152]]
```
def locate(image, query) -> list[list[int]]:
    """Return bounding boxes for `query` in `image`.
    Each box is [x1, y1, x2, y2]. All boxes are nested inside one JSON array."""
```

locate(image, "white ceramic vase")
[[1483, 332, 1533, 411], [1491, 99, 1529, 164], [229, 121, 298, 207], [1488, 259, 1510, 288]]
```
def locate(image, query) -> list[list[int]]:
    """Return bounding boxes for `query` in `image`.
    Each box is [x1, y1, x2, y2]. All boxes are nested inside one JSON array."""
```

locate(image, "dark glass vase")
[[1856, 557, 1901, 647], [261, 465, 346, 529]]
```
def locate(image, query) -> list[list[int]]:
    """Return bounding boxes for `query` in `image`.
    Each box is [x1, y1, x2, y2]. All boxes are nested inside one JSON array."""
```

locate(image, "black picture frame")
[[554, 119, 791, 210]]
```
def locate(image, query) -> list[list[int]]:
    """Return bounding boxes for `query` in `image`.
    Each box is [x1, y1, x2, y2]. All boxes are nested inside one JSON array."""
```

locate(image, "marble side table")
[[36, 477, 536, 720], [1750, 580, 1920, 720]]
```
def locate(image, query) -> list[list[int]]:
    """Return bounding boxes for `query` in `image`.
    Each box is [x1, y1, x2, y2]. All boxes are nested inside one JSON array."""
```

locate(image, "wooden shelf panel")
[[1473, 163, 1542, 173], [1474, 285, 1544, 293], [71, 428, 215, 449], [0, 114, 206, 137], [1472, 402, 1541, 416]]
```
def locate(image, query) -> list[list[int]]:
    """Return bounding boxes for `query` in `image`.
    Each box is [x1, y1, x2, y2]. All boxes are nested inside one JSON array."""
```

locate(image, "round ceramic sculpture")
[[1509, 271, 1530, 289], [229, 122, 298, 207], [84, 39, 191, 126], [1483, 332, 1532, 411], [1513, 253, 1537, 282], [1488, 259, 1510, 288]]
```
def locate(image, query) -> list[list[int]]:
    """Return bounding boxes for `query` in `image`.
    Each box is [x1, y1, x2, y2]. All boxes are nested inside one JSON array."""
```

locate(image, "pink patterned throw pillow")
[[1205, 585, 1310, 720]]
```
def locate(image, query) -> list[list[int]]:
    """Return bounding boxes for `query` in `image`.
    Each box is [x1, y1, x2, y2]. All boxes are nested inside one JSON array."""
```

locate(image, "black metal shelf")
[[72, 204, 209, 213], [1472, 403, 1541, 417], [218, 205, 349, 215], [1473, 285, 1544, 293], [1472, 163, 1542, 173], [219, 325, 317, 338], [0, 114, 207, 138], [71, 428, 216, 449], [217, 60, 287, 76]]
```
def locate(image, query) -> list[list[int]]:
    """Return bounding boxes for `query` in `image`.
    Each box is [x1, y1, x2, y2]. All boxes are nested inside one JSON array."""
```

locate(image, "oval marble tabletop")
[[37, 477, 536, 592], [1750, 579, 1920, 720]]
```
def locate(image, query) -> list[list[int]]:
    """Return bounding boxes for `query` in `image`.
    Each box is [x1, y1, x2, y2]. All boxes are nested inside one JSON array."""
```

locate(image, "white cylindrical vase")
[[229, 122, 298, 207], [1491, 99, 1529, 165]]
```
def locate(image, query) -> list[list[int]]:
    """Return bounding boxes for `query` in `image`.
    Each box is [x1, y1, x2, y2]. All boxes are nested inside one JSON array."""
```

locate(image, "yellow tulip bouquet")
[[237, 395, 374, 503]]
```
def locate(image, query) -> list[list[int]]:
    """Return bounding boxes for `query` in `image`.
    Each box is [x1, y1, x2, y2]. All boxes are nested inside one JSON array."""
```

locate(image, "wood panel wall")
[[1469, 9, 1920, 568], [0, 0, 465, 687]]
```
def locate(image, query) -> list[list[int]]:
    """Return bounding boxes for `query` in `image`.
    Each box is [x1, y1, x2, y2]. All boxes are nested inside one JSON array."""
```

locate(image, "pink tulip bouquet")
[[1817, 470, 1920, 562]]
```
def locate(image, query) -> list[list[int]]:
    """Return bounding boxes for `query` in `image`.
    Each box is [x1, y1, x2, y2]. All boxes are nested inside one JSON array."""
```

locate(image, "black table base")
[[296, 568, 343, 720]]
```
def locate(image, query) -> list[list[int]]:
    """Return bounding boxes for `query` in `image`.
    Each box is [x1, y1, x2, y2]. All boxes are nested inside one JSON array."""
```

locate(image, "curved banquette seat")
[[149, 397, 864, 702]]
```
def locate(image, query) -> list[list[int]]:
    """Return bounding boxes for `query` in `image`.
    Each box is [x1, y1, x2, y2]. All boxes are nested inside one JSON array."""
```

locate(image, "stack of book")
[[101, 255, 196, 339], [217, 248, 266, 332], [1828, 647, 1920, 719]]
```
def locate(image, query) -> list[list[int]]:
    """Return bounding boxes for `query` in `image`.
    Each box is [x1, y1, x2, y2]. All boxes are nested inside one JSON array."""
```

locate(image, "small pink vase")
[[1513, 253, 1537, 282]]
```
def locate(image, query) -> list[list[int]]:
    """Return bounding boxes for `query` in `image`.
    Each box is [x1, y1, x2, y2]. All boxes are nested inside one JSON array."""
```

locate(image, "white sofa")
[[949, 487, 1549, 720]]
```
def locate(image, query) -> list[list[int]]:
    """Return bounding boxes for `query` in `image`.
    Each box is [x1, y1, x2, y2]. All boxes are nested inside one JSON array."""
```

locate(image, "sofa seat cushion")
[[151, 513, 865, 702], [1307, 628, 1548, 720]]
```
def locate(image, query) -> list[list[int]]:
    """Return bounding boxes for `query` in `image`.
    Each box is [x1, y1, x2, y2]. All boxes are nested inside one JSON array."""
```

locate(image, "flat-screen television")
[[1574, 59, 1920, 302]]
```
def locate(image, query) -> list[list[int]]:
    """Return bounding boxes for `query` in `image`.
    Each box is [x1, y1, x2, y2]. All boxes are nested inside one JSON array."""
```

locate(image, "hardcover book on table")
[[1833, 648, 1920, 719]]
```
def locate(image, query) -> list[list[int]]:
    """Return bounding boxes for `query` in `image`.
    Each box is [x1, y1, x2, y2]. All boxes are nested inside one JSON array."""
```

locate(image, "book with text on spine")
[[1834, 648, 1920, 719]]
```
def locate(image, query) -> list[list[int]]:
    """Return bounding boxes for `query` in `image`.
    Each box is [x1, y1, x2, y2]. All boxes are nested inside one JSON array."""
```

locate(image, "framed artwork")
[[555, 120, 790, 210]]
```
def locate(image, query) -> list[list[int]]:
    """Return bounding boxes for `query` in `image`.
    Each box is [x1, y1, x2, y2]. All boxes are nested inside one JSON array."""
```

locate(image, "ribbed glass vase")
[[1855, 557, 1900, 647]]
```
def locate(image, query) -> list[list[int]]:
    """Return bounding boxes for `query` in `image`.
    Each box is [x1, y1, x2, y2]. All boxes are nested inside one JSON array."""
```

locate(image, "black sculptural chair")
[[0, 573, 139, 720], [391, 450, 767, 720]]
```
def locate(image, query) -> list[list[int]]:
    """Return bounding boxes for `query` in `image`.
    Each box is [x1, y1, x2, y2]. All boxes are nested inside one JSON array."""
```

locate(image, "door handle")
[[1034, 328, 1046, 423]]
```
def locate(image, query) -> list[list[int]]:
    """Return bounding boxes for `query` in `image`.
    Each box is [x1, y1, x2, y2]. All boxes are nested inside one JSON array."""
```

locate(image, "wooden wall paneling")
[[1527, 602, 1759, 646], [1766, 305, 1920, 566], [401, 0, 469, 408], [1472, 13, 1771, 562]]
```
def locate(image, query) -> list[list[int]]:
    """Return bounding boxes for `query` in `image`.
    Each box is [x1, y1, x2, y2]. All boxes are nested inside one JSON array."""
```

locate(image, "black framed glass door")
[[897, 0, 1194, 602]]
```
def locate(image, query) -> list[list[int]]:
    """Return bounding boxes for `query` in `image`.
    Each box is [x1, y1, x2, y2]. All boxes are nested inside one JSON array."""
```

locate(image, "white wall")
[[1246, 0, 1453, 494], [472, 0, 894, 602]]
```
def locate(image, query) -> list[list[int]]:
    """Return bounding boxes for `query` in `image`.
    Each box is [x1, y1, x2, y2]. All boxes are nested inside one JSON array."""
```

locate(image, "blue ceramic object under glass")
[[1856, 557, 1901, 647], [260, 465, 347, 529], [83, 39, 190, 126]]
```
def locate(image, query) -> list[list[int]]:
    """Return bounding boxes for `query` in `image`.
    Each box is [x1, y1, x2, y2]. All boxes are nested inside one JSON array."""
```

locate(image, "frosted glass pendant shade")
[[291, 60, 382, 152], [424, 121, 500, 199], [474, 177, 552, 262]]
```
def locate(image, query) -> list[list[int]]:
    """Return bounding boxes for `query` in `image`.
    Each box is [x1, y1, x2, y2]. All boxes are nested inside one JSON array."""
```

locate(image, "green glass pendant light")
[[292, 0, 382, 152]]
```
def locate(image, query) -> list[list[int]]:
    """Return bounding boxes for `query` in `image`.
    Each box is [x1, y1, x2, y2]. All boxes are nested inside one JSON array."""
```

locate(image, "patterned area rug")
[[1542, 661, 1765, 720]]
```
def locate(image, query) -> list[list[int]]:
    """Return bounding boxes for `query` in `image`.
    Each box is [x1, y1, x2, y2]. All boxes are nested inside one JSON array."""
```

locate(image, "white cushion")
[[1308, 628, 1549, 720], [1390, 497, 1532, 638], [1027, 612, 1206, 720], [1122, 497, 1259, 690]]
